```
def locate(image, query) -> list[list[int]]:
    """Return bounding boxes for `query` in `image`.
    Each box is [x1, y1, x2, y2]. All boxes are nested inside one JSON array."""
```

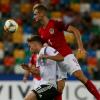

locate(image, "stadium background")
[[0, 0, 100, 100]]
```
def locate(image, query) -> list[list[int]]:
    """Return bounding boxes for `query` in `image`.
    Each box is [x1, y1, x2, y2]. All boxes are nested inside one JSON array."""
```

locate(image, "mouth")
[[35, 17, 39, 22], [33, 18, 38, 23], [33, 17, 38, 22]]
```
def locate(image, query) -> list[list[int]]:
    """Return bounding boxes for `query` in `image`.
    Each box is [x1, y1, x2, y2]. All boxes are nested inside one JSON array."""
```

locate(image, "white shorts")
[[58, 54, 81, 75]]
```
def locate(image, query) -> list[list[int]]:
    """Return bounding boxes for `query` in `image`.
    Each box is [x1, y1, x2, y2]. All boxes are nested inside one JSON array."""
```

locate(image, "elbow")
[[58, 56, 64, 61], [70, 26, 80, 34], [60, 56, 64, 61], [57, 54, 64, 61]]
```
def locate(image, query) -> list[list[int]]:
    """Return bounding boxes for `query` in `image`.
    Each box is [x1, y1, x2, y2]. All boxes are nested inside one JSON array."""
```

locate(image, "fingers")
[[76, 49, 87, 59], [78, 49, 87, 55], [21, 64, 28, 67], [21, 64, 30, 70]]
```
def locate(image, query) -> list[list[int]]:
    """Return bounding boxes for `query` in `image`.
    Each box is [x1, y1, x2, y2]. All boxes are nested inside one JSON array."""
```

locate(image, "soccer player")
[[32, 5, 100, 100], [22, 36, 66, 100]]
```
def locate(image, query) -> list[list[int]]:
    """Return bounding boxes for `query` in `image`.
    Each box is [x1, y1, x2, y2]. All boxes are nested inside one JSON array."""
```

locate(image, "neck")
[[41, 16, 49, 28]]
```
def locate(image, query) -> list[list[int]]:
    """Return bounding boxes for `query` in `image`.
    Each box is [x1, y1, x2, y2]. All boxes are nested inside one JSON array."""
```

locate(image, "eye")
[[33, 13, 38, 19], [33, 13, 37, 16], [33, 12, 38, 16]]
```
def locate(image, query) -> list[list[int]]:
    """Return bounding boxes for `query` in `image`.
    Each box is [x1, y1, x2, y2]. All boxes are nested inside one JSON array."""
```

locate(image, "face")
[[28, 41, 39, 53], [33, 9, 43, 22]]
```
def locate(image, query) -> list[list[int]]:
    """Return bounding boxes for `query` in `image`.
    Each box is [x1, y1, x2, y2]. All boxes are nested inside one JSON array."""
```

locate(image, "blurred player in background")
[[22, 36, 66, 100], [32, 4, 100, 100]]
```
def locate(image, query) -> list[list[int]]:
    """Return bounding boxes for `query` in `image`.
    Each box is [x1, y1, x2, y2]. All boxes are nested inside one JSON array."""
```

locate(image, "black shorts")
[[32, 84, 58, 100]]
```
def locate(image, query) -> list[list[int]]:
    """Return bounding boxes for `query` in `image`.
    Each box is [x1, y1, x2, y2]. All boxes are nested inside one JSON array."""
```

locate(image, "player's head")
[[27, 35, 44, 53], [33, 4, 48, 22]]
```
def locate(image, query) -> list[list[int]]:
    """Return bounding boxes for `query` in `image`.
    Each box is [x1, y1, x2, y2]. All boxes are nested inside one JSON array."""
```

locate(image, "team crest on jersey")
[[49, 28, 54, 34]]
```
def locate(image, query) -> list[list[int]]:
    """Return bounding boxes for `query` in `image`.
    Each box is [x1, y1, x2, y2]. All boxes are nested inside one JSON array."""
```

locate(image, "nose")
[[33, 12, 37, 18]]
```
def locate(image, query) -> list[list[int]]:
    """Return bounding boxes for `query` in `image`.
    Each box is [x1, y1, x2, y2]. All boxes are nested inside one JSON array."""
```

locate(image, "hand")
[[67, 25, 76, 33], [76, 48, 87, 59], [78, 48, 87, 55], [21, 64, 30, 70]]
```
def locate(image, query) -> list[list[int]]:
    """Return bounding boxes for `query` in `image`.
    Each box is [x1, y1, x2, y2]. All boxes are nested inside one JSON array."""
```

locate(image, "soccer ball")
[[4, 19, 18, 33]]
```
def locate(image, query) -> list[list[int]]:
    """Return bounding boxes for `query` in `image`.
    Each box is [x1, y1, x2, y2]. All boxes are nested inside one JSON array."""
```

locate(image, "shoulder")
[[39, 46, 47, 55], [39, 46, 55, 54], [46, 46, 55, 51], [50, 19, 62, 24], [40, 47, 45, 52], [49, 20, 64, 28], [42, 46, 55, 51], [45, 46, 57, 54], [39, 46, 50, 52], [49, 19, 57, 25]]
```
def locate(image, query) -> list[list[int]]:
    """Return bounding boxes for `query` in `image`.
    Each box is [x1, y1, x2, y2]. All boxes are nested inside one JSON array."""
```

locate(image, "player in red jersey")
[[32, 5, 100, 100]]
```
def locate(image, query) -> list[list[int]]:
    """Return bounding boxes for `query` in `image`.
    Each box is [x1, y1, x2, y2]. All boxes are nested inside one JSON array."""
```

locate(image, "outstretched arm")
[[40, 53, 64, 61], [55, 20, 85, 51], [67, 25, 83, 49], [67, 25, 86, 55]]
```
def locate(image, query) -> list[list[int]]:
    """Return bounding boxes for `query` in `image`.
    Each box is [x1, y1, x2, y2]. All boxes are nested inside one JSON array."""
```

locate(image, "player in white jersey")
[[22, 36, 66, 100]]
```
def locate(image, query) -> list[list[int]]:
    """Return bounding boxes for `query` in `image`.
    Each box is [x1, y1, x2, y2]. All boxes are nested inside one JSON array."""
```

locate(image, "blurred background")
[[0, 0, 100, 81]]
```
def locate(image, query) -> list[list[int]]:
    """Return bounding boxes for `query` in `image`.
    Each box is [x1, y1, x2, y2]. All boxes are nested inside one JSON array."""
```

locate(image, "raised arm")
[[67, 25, 86, 56], [67, 25, 83, 49], [55, 20, 85, 53]]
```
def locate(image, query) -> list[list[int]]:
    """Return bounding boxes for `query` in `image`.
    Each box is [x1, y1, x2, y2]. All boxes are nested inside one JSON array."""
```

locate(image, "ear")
[[39, 11, 44, 17]]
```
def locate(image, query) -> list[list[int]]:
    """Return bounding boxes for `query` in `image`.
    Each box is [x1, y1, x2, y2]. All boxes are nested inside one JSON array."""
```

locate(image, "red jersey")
[[38, 20, 72, 57], [30, 54, 41, 80]]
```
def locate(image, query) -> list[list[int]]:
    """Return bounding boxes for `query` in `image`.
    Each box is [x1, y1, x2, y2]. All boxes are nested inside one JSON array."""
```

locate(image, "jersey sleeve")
[[46, 46, 59, 56], [55, 20, 70, 31]]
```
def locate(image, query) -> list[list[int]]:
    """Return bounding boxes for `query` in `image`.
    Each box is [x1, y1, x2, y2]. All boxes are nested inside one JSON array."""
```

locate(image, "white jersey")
[[32, 46, 66, 90]]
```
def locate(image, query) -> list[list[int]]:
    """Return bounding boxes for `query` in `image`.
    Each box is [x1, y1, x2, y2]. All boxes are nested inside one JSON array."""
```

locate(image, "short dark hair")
[[27, 35, 44, 45], [33, 4, 48, 13]]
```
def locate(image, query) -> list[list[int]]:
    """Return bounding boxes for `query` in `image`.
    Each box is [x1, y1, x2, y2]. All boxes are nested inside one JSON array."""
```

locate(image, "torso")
[[38, 19, 72, 57], [36, 46, 58, 87]]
